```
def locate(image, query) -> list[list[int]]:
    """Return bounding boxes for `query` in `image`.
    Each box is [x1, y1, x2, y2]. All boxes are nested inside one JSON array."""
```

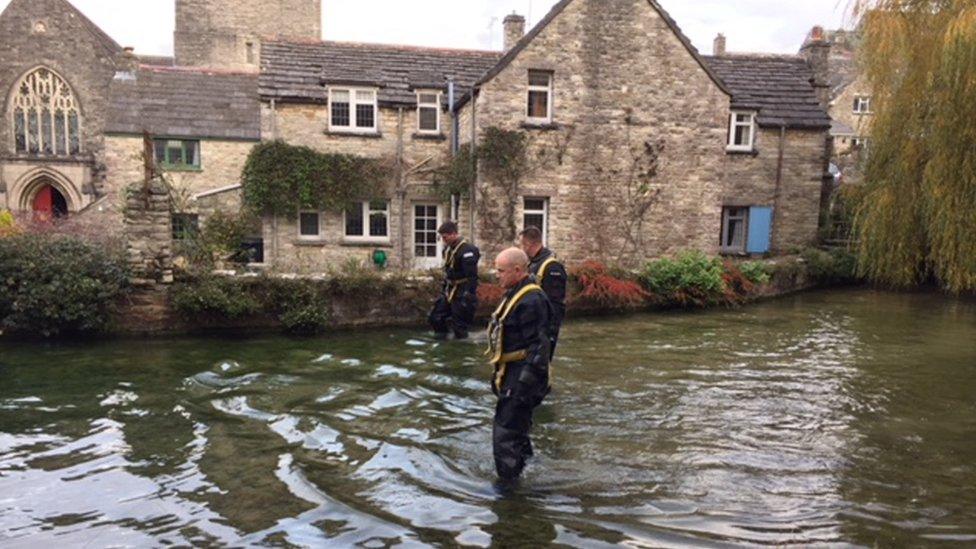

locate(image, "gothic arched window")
[[10, 68, 81, 156]]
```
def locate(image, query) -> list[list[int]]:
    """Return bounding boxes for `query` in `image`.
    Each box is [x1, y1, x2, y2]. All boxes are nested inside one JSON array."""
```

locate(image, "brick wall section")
[[175, 0, 321, 70], [0, 0, 120, 208]]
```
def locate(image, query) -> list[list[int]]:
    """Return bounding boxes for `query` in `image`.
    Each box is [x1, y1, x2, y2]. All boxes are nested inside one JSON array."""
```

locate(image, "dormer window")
[[417, 91, 441, 134], [727, 111, 756, 152], [526, 70, 553, 123], [329, 87, 378, 133], [853, 95, 872, 114]]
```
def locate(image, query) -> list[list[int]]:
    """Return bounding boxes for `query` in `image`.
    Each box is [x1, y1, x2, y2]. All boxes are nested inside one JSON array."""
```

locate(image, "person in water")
[[428, 221, 480, 339], [486, 247, 553, 480], [519, 226, 566, 356]]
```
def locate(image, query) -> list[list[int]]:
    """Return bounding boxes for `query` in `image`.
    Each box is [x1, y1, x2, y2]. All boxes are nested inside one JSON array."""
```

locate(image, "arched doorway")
[[32, 183, 69, 220]]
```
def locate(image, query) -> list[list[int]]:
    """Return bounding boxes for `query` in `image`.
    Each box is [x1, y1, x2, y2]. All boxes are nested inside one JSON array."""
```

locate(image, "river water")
[[1, 289, 975, 547]]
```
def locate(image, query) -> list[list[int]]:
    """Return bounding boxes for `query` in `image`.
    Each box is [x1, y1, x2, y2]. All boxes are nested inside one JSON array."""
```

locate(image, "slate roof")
[[106, 66, 261, 140], [704, 54, 832, 129], [260, 40, 502, 105]]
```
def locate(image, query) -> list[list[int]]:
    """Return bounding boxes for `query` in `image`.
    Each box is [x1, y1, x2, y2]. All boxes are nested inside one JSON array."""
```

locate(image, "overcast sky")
[[0, 0, 850, 56]]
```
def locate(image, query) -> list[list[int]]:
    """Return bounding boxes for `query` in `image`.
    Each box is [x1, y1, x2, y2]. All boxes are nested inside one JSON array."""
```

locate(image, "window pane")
[[524, 214, 544, 232], [369, 212, 388, 237], [524, 198, 546, 211], [418, 93, 438, 105], [167, 141, 184, 165], [528, 90, 549, 118], [355, 90, 375, 102], [54, 111, 66, 155], [332, 90, 350, 103], [28, 108, 39, 153], [331, 97, 350, 127], [345, 204, 364, 236], [528, 71, 551, 86], [14, 109, 26, 153], [299, 212, 319, 236], [184, 141, 198, 167], [419, 107, 438, 131], [356, 104, 375, 128], [41, 108, 53, 154], [67, 111, 79, 154]]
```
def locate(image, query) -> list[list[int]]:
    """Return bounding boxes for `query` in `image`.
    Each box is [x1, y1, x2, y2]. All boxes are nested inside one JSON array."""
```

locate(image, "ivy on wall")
[[241, 141, 391, 214]]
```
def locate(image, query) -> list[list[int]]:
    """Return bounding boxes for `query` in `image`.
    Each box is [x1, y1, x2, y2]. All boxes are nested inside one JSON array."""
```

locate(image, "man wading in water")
[[519, 226, 567, 357], [429, 221, 480, 340], [486, 248, 553, 481]]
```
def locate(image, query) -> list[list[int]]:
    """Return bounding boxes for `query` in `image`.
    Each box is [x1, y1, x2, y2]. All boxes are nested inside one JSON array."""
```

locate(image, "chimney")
[[503, 13, 526, 51], [800, 26, 831, 109], [713, 33, 726, 56], [115, 46, 139, 76]]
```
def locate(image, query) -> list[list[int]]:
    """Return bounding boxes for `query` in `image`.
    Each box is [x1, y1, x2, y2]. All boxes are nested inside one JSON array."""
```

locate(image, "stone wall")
[[123, 179, 173, 286], [175, 0, 321, 70], [0, 0, 121, 212]]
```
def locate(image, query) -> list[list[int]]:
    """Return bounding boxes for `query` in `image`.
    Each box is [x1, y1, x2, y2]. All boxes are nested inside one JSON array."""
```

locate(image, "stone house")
[[0, 0, 833, 271]]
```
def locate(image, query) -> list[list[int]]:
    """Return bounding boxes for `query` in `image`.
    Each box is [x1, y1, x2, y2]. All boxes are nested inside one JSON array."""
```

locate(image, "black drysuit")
[[488, 278, 553, 480], [429, 239, 480, 338], [528, 247, 567, 354]]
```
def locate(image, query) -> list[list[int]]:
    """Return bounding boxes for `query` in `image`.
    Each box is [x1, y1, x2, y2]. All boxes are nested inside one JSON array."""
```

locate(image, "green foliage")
[[241, 141, 390, 215], [739, 261, 772, 286], [174, 211, 260, 270], [478, 127, 529, 184], [0, 234, 127, 337], [0, 210, 18, 237], [801, 247, 861, 286], [170, 276, 260, 319], [432, 143, 475, 202], [640, 251, 728, 307], [851, 1, 976, 292]]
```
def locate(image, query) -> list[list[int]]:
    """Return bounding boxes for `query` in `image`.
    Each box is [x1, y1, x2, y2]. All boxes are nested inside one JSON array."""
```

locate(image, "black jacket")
[[443, 239, 480, 295], [498, 277, 553, 370], [528, 247, 566, 328]]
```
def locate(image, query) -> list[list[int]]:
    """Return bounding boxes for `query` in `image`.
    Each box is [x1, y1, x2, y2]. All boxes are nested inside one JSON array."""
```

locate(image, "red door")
[[32, 185, 54, 220]]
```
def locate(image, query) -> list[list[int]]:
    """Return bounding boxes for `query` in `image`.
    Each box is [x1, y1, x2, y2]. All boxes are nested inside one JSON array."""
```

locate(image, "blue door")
[[746, 206, 773, 254]]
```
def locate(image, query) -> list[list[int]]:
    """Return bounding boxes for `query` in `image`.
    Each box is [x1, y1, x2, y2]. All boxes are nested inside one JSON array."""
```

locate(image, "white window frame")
[[727, 111, 756, 152], [522, 197, 549, 246], [416, 90, 441, 134], [297, 210, 323, 240], [343, 200, 390, 243], [853, 95, 872, 115], [328, 87, 378, 134], [526, 71, 553, 124]]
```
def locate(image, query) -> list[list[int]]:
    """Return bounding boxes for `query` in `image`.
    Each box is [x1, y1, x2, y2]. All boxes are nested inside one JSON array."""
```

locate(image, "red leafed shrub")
[[570, 261, 650, 309], [477, 283, 506, 309], [721, 260, 756, 305]]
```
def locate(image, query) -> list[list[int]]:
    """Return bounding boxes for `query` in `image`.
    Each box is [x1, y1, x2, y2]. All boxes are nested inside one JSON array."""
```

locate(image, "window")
[[154, 139, 200, 169], [727, 112, 756, 151], [853, 95, 872, 114], [10, 67, 81, 156], [852, 137, 870, 150], [721, 207, 749, 253], [329, 88, 378, 132], [246, 42, 255, 64], [523, 197, 549, 245], [345, 200, 389, 240], [172, 213, 199, 240], [298, 211, 321, 239], [527, 70, 553, 123], [417, 91, 441, 133]]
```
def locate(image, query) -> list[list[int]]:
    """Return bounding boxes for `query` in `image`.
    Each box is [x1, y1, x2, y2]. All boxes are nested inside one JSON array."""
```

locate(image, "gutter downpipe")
[[773, 124, 787, 252], [396, 107, 407, 270], [469, 86, 478, 247]]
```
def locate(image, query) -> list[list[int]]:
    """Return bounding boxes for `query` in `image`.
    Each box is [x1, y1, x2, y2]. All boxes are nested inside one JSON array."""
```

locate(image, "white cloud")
[[0, 0, 849, 56]]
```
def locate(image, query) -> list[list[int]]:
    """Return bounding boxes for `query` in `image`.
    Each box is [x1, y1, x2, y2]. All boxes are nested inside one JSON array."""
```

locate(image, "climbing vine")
[[241, 141, 391, 215], [431, 143, 476, 202], [476, 127, 530, 245]]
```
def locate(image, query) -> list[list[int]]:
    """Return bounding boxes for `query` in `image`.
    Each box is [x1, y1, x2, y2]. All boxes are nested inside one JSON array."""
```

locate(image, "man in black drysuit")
[[487, 247, 553, 481], [428, 221, 480, 339], [519, 226, 567, 355]]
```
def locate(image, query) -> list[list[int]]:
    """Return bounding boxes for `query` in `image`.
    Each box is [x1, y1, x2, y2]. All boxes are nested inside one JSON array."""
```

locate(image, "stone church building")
[[0, 0, 832, 270]]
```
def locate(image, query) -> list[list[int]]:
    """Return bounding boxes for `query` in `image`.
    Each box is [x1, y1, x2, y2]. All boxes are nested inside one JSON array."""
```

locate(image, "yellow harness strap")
[[486, 283, 543, 392], [444, 240, 468, 303], [536, 257, 559, 282]]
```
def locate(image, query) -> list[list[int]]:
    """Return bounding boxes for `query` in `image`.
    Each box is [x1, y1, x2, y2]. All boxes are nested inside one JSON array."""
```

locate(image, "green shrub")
[[801, 247, 861, 285], [0, 234, 127, 337], [170, 276, 260, 319], [640, 251, 727, 307], [279, 304, 329, 335], [739, 261, 772, 285]]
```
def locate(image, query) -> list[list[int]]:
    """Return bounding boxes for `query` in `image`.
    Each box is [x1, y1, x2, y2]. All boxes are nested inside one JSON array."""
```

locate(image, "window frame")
[[526, 70, 553, 124], [154, 138, 201, 171], [343, 200, 390, 243], [726, 111, 757, 152], [522, 197, 550, 246], [10, 67, 82, 156], [171, 213, 200, 241], [416, 90, 441, 134], [328, 87, 379, 134], [720, 206, 750, 254], [853, 95, 872, 115], [297, 209, 323, 240]]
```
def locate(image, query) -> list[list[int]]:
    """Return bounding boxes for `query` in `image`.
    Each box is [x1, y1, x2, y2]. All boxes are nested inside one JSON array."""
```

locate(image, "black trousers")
[[493, 362, 548, 480], [429, 291, 477, 336]]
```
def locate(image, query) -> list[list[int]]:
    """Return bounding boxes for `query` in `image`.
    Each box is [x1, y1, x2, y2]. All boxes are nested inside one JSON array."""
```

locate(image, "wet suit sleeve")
[[460, 246, 480, 291], [514, 294, 552, 370]]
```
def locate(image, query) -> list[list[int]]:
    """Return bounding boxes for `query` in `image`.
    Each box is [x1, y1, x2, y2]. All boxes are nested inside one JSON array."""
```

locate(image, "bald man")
[[486, 247, 554, 481]]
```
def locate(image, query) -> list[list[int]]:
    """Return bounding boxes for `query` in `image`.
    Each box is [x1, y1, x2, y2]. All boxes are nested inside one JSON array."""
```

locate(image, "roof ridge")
[[264, 37, 503, 57], [139, 64, 259, 77], [707, 52, 805, 60]]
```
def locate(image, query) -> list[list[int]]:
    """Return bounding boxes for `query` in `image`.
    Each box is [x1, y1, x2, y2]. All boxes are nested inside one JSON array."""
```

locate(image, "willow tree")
[[851, 0, 976, 292]]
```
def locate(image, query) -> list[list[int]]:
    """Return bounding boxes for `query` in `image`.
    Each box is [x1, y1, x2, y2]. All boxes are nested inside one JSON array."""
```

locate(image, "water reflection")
[[1, 290, 975, 546]]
